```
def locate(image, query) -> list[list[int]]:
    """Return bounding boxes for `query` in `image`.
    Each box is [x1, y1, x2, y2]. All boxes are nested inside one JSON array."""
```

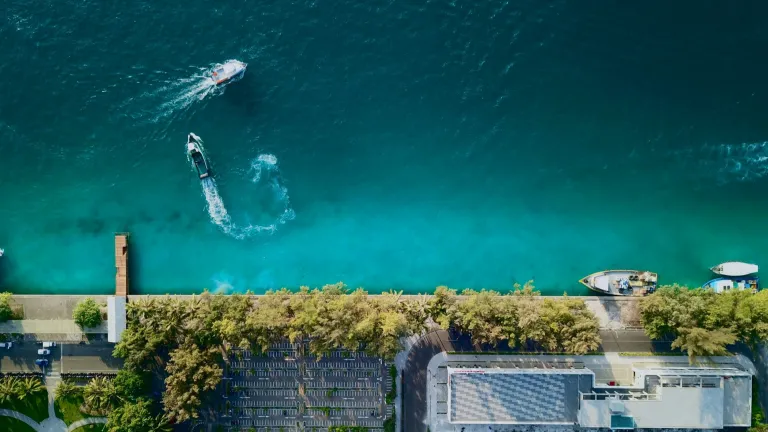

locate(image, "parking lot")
[[0, 341, 61, 373], [220, 342, 392, 432], [0, 340, 122, 375]]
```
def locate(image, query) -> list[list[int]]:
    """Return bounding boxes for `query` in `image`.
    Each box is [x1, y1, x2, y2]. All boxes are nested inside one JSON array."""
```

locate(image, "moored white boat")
[[579, 270, 658, 296], [710, 262, 758, 277]]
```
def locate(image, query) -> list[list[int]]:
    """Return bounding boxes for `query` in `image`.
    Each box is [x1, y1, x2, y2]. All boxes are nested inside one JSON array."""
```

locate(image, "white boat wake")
[[187, 140, 295, 239], [670, 140, 768, 184], [119, 65, 227, 125]]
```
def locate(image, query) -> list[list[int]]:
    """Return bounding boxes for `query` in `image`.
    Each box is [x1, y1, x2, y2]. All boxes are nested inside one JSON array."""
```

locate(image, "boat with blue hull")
[[703, 277, 759, 294]]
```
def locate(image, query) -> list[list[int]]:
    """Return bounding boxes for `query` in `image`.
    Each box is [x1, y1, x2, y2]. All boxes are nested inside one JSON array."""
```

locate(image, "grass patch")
[[0, 416, 37, 432], [55, 395, 98, 426], [0, 390, 49, 423], [383, 412, 395, 432], [71, 425, 107, 432], [385, 365, 397, 405], [753, 377, 765, 427], [446, 351, 603, 355]]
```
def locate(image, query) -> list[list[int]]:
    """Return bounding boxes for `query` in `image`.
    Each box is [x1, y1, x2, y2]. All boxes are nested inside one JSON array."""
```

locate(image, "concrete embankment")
[[6, 294, 641, 330]]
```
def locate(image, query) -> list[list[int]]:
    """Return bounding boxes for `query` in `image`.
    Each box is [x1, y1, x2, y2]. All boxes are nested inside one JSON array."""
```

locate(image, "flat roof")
[[580, 386, 725, 429], [447, 368, 593, 424], [107, 296, 126, 343], [446, 365, 752, 429]]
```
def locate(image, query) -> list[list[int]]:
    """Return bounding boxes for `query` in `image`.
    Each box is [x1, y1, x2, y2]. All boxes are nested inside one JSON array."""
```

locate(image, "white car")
[[0, 343, 12, 349], [37, 349, 50, 356], [42, 342, 56, 348]]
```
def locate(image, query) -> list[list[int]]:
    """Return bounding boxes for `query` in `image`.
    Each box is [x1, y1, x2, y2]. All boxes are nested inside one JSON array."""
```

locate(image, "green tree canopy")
[[107, 398, 171, 432], [0, 293, 13, 322], [162, 343, 222, 423], [73, 297, 103, 328], [641, 285, 768, 357], [112, 369, 148, 402]]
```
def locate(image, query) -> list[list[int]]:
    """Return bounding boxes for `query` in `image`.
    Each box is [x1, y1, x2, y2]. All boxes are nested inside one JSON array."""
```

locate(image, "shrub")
[[73, 298, 102, 328], [0, 293, 13, 322]]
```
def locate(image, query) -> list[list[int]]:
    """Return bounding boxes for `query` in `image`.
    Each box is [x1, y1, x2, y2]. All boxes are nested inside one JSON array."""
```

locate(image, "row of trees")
[[640, 285, 768, 359], [430, 284, 601, 353], [113, 283, 601, 424], [55, 370, 170, 432], [0, 376, 45, 403]]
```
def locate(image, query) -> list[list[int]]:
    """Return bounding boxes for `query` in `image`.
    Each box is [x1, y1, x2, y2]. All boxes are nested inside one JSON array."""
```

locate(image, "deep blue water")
[[1, 1, 768, 294]]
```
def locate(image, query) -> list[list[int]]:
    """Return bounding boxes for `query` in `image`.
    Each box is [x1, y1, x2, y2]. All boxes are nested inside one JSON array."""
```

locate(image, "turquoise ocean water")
[[1, 1, 768, 295]]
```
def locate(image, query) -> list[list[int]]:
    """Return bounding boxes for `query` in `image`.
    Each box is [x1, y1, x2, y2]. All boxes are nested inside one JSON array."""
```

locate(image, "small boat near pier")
[[703, 276, 759, 294], [580, 270, 658, 296]]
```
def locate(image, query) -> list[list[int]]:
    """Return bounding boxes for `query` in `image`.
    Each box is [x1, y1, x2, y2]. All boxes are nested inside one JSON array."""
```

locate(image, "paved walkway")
[[0, 378, 107, 432], [68, 418, 108, 431], [0, 408, 40, 430]]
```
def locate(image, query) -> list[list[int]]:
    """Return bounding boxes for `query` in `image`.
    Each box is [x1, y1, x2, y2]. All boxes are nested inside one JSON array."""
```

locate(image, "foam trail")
[[118, 65, 224, 125], [188, 141, 295, 239], [671, 141, 768, 184]]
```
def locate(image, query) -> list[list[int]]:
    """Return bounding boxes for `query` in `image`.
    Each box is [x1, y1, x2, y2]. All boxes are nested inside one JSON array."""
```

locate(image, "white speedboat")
[[187, 133, 210, 179], [0, 248, 4, 257], [211, 60, 247, 86], [711, 261, 758, 277]]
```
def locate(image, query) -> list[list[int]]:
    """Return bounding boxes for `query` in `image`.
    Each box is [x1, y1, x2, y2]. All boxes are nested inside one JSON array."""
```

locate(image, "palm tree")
[[150, 414, 173, 432], [17, 377, 44, 400], [0, 377, 18, 404], [84, 376, 115, 413], [55, 380, 79, 400]]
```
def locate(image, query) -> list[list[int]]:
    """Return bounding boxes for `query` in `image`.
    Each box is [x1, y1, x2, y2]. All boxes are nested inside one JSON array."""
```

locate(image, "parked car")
[[37, 349, 50, 356], [34, 359, 48, 367], [0, 343, 12, 349], [42, 342, 56, 348]]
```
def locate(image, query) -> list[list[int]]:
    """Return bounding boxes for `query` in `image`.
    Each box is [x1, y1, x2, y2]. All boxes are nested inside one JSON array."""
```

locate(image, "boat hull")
[[579, 270, 658, 297], [187, 134, 210, 179], [710, 261, 758, 277], [703, 276, 759, 293], [212, 60, 247, 86]]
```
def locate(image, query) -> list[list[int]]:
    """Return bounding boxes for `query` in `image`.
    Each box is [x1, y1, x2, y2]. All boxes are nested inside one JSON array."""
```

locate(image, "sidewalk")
[[0, 320, 107, 339]]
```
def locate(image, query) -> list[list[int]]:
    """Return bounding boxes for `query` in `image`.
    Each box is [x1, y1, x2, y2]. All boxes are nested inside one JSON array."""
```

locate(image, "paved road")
[[401, 329, 672, 432], [402, 331, 454, 432], [61, 343, 122, 373], [0, 342, 60, 374]]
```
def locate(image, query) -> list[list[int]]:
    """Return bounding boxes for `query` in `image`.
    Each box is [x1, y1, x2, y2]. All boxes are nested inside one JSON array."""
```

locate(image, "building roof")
[[107, 296, 126, 343], [447, 368, 593, 424], [447, 365, 752, 429], [579, 386, 725, 429]]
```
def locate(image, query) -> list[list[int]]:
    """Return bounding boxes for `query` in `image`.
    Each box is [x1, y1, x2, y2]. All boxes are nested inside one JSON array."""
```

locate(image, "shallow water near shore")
[[1, 1, 768, 294]]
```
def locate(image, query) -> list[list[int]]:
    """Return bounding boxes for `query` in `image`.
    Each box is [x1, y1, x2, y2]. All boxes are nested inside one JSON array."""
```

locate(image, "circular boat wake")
[[188, 143, 295, 239]]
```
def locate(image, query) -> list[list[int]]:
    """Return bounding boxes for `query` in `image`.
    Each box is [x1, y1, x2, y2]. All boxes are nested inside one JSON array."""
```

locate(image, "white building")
[[447, 365, 751, 430]]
